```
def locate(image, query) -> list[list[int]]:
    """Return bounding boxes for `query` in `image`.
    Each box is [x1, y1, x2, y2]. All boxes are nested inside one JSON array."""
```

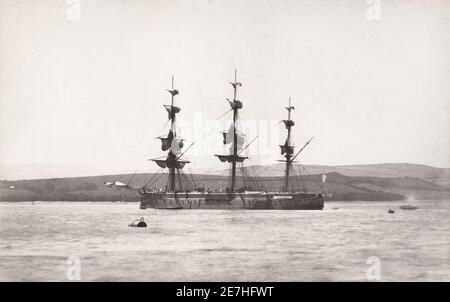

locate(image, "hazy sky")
[[0, 0, 449, 179]]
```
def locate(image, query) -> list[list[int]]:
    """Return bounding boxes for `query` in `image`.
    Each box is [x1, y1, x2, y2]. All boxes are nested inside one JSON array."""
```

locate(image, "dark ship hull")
[[139, 191, 324, 210]]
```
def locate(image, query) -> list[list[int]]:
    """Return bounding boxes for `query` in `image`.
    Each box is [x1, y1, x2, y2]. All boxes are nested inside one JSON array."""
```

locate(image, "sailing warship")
[[136, 71, 324, 210]]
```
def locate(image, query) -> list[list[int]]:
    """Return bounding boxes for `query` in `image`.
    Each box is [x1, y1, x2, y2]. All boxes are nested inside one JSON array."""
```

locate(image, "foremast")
[[152, 76, 189, 193], [215, 69, 247, 192]]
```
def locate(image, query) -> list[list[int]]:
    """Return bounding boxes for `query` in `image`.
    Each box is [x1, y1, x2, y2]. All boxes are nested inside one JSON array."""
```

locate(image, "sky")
[[0, 0, 449, 180]]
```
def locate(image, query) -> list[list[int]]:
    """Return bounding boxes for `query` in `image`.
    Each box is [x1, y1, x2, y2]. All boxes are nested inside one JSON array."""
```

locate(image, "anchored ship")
[[135, 71, 324, 210]]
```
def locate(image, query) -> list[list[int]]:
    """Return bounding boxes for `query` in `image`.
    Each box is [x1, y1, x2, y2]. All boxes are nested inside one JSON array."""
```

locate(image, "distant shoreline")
[[1, 164, 449, 202]]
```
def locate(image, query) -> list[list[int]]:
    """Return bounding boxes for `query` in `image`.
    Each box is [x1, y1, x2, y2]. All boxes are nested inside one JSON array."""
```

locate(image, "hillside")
[[1, 169, 449, 202], [235, 163, 450, 187]]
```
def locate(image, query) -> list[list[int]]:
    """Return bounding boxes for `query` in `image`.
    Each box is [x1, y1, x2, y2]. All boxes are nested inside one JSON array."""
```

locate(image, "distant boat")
[[399, 205, 419, 210], [388, 209, 395, 214]]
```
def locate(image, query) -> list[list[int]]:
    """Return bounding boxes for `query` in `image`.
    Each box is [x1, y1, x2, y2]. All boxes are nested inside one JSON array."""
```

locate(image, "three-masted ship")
[[137, 71, 324, 210]]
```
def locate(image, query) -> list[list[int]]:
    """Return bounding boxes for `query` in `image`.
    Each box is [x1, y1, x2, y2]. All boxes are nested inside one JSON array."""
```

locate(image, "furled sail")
[[158, 132, 184, 153], [230, 82, 242, 89], [279, 144, 295, 155], [216, 155, 247, 163], [153, 157, 189, 169], [285, 105, 295, 111], [154, 159, 168, 169], [228, 100, 243, 110], [167, 89, 179, 96], [163, 105, 181, 120], [282, 120, 295, 128], [158, 130, 174, 151]]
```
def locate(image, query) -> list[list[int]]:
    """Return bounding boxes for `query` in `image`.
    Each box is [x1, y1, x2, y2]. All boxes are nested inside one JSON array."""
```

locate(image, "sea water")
[[0, 200, 448, 281]]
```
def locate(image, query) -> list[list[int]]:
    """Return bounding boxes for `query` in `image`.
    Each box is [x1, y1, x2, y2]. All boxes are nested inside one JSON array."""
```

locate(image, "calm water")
[[0, 200, 449, 281]]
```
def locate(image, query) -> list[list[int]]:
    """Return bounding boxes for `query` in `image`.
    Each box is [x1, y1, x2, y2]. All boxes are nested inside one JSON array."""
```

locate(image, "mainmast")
[[215, 69, 247, 192], [280, 98, 295, 191], [152, 76, 189, 193]]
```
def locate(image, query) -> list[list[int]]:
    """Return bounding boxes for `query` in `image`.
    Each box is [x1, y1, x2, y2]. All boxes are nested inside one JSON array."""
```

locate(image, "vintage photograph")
[[0, 0, 449, 284]]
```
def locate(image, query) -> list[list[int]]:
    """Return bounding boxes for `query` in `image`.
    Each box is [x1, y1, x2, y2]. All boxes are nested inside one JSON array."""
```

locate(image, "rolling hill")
[[1, 163, 449, 202], [231, 163, 450, 187]]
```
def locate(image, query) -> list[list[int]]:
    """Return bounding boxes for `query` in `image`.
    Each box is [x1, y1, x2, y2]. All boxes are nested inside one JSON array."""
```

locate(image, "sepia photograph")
[[0, 0, 449, 290]]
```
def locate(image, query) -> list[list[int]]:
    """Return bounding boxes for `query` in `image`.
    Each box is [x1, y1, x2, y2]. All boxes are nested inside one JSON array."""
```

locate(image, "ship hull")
[[139, 191, 324, 210]]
